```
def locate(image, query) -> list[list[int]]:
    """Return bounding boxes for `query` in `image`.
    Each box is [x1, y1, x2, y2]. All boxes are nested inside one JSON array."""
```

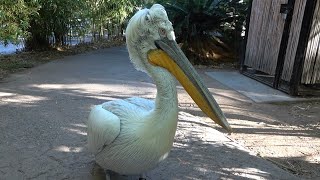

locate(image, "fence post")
[[273, 0, 296, 89], [289, 0, 318, 95]]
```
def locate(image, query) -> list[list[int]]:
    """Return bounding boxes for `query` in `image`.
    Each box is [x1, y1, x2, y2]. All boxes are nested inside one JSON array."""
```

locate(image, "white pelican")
[[87, 4, 232, 179]]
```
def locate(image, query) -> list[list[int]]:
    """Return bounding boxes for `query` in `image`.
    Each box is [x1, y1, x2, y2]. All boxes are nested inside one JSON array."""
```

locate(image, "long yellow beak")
[[147, 38, 232, 133]]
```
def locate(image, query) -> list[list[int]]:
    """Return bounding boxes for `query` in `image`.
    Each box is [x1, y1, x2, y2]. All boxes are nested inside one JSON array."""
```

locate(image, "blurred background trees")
[[0, 0, 38, 45], [157, 0, 249, 64], [0, 0, 142, 50], [0, 0, 249, 64]]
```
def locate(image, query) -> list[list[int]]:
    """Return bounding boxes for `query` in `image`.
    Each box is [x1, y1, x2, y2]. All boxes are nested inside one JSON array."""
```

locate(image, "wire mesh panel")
[[301, 0, 320, 84], [245, 0, 288, 75]]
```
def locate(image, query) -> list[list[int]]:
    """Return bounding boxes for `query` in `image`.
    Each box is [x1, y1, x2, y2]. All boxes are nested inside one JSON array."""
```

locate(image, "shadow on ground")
[[0, 47, 314, 179], [1, 79, 297, 179]]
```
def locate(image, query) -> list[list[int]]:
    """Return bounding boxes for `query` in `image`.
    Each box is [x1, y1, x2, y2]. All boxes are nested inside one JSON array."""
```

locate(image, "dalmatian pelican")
[[87, 4, 232, 179]]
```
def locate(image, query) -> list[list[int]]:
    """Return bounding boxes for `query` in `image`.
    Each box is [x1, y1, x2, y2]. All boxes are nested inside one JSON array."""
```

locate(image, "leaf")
[[165, 3, 188, 15]]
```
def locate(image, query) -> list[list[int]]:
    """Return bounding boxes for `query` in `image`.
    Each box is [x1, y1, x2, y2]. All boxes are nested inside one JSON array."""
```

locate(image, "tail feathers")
[[87, 105, 120, 154]]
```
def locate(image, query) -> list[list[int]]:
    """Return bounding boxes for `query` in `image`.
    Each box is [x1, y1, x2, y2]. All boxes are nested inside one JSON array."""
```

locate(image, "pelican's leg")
[[105, 173, 110, 180], [91, 161, 107, 180], [139, 173, 146, 180], [105, 170, 111, 180]]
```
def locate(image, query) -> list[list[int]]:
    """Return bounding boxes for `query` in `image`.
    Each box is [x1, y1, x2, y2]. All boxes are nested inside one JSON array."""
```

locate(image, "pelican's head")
[[126, 4, 232, 132], [126, 4, 175, 72]]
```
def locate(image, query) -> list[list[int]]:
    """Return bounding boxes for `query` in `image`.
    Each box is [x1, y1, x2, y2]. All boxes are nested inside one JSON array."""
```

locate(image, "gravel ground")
[[0, 46, 315, 179]]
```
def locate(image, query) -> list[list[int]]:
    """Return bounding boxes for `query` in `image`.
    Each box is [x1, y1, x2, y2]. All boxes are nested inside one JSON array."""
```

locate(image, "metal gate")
[[301, 0, 320, 85], [242, 0, 320, 95], [242, 0, 307, 89], [244, 0, 288, 77]]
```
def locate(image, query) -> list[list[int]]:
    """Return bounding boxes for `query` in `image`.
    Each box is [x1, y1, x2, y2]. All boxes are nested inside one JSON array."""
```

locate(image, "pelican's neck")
[[149, 67, 178, 114]]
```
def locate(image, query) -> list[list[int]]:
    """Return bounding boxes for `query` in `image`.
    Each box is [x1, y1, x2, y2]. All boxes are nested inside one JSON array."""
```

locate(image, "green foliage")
[[25, 0, 88, 50], [0, 0, 249, 57], [87, 0, 140, 40], [0, 0, 39, 45], [0, 0, 141, 50], [220, 0, 249, 43], [151, 0, 249, 63], [161, 0, 247, 44]]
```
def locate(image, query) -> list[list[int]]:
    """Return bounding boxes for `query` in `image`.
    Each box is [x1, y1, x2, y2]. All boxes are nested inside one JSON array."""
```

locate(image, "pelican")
[[87, 4, 232, 179]]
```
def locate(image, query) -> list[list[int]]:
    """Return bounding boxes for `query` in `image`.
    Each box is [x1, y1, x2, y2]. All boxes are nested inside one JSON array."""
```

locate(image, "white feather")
[[88, 4, 180, 175], [124, 97, 154, 111], [87, 105, 120, 154]]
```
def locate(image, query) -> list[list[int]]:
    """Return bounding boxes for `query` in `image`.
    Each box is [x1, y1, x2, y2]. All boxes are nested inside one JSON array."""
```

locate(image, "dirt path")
[[0, 47, 317, 179], [194, 69, 320, 179]]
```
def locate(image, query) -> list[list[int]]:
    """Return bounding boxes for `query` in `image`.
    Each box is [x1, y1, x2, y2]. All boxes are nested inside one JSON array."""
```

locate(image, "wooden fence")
[[301, 0, 320, 84], [245, 0, 288, 76], [281, 0, 307, 81], [242, 0, 320, 95]]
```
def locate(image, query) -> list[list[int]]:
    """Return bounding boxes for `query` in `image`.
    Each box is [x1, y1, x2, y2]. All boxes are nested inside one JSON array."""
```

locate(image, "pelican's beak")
[[147, 38, 232, 133]]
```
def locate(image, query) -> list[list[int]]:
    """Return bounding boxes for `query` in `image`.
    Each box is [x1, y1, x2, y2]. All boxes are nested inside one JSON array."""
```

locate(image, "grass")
[[0, 60, 35, 70]]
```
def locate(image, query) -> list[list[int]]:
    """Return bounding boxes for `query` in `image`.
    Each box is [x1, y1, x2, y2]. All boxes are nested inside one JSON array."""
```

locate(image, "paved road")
[[0, 47, 298, 179]]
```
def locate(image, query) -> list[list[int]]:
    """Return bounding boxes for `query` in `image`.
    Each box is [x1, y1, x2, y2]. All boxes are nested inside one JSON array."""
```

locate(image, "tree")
[[0, 0, 38, 45], [153, 0, 249, 64], [24, 0, 139, 50], [87, 0, 141, 40], [25, 0, 87, 50], [0, 0, 144, 50]]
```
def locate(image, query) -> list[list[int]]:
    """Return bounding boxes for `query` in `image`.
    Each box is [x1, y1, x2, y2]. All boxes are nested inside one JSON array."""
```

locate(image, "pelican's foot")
[[105, 173, 111, 180], [105, 170, 111, 180], [90, 161, 106, 180], [139, 173, 146, 180]]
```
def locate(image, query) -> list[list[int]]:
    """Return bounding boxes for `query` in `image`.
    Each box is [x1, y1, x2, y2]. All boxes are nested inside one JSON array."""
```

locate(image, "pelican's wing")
[[124, 97, 154, 111], [87, 105, 120, 154], [87, 98, 154, 154]]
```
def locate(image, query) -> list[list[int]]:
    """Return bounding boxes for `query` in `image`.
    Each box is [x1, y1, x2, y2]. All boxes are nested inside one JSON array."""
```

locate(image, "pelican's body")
[[87, 4, 231, 178], [89, 72, 178, 174]]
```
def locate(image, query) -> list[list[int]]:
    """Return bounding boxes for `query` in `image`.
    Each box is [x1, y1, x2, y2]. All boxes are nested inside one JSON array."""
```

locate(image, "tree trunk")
[[53, 32, 66, 46], [24, 20, 50, 51]]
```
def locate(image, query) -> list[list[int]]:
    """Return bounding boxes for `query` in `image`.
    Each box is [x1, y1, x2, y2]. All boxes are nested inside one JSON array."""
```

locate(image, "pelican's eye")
[[159, 28, 166, 37]]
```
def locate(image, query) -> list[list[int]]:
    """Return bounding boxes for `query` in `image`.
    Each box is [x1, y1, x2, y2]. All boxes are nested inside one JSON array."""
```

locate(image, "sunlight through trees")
[[0, 0, 248, 63]]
